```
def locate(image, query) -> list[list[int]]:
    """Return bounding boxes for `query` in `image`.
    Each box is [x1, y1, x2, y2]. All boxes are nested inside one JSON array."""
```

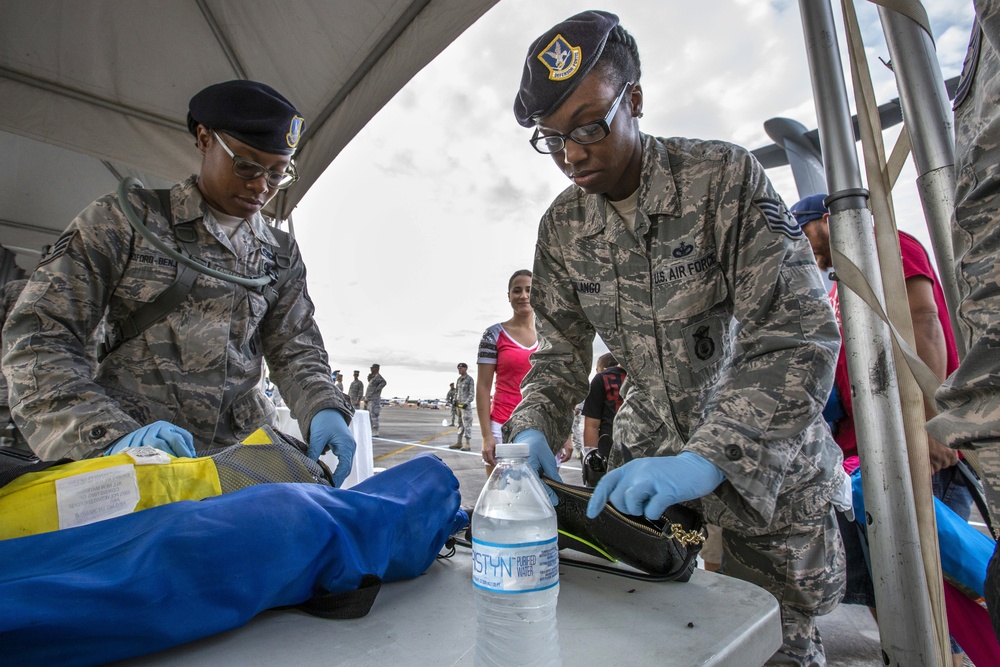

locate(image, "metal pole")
[[877, 5, 965, 357], [797, 1, 939, 664]]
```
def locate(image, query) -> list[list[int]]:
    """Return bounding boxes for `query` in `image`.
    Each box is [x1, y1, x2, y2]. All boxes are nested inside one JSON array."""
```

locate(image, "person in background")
[[0, 280, 29, 453], [348, 370, 364, 409], [365, 363, 386, 436], [581, 352, 626, 458], [1, 80, 355, 486], [792, 194, 971, 666], [476, 269, 538, 468], [502, 12, 847, 664], [332, 370, 344, 393], [452, 362, 475, 451], [446, 382, 457, 426]]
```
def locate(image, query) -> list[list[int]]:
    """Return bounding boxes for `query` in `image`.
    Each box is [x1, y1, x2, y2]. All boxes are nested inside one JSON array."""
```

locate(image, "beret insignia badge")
[[538, 34, 583, 81], [286, 115, 305, 149]]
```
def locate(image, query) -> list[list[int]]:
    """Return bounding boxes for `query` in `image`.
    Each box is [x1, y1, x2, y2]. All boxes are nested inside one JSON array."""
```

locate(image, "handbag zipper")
[[545, 478, 706, 547]]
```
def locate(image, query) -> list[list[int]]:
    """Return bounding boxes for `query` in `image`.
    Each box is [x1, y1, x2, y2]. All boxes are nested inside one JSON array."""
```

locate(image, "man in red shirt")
[[791, 194, 963, 476], [792, 194, 973, 662]]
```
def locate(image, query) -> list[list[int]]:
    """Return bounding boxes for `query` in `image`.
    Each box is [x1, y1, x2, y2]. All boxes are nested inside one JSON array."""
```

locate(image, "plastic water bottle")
[[472, 442, 561, 667]]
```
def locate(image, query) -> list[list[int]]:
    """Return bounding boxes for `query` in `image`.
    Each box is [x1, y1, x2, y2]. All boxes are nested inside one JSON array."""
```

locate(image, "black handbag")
[[543, 477, 706, 582]]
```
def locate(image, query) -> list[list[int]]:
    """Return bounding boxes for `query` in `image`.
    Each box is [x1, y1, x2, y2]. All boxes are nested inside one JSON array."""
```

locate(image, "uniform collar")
[[578, 133, 683, 239], [174, 175, 283, 248]]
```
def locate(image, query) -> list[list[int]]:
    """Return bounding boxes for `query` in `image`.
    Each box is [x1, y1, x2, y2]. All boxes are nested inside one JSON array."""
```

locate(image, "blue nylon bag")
[[851, 468, 996, 597], [0, 453, 462, 666]]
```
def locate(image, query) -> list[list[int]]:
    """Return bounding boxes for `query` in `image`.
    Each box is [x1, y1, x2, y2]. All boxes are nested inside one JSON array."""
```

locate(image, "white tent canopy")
[[0, 0, 497, 273]]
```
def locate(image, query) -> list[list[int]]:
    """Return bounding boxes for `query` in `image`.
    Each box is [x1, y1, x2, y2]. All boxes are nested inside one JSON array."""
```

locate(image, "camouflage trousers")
[[721, 507, 845, 666], [450, 403, 457, 425], [456, 404, 474, 443], [367, 399, 382, 433]]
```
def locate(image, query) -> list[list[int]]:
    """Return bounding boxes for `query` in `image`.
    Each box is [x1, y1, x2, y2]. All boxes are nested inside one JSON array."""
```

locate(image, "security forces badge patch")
[[286, 115, 305, 150], [682, 317, 724, 372], [754, 197, 803, 239], [538, 34, 583, 81]]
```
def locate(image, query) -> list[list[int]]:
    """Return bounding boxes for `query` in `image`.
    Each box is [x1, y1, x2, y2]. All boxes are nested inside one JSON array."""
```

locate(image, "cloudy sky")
[[293, 0, 975, 400]]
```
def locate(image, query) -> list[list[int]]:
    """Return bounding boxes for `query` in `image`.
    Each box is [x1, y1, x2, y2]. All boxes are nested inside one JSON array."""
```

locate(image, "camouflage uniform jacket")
[[364, 373, 386, 403], [455, 374, 475, 406], [504, 134, 843, 533], [348, 379, 365, 405], [2, 176, 352, 461], [0, 279, 28, 426]]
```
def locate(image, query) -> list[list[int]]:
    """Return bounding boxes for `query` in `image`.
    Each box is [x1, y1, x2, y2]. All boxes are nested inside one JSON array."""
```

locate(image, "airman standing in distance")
[[332, 370, 344, 392], [364, 363, 386, 436], [503, 11, 848, 664], [1, 80, 357, 486], [446, 382, 457, 426], [451, 363, 475, 451], [348, 370, 364, 409]]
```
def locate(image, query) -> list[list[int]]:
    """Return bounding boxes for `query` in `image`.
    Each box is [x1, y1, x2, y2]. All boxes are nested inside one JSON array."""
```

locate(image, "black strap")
[[956, 459, 996, 539], [557, 551, 699, 582], [286, 574, 383, 619], [102, 190, 199, 358], [261, 226, 293, 311], [0, 449, 72, 490]]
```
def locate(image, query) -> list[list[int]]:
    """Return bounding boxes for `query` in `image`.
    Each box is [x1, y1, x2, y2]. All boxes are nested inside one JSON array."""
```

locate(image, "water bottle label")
[[471, 537, 559, 593]]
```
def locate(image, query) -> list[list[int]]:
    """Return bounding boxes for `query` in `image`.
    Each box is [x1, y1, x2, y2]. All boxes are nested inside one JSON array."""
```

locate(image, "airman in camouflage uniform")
[[452, 364, 475, 451], [1, 81, 354, 476], [364, 364, 386, 436], [0, 279, 29, 451], [503, 12, 845, 664], [446, 383, 457, 426], [925, 0, 1000, 636], [348, 370, 364, 408]]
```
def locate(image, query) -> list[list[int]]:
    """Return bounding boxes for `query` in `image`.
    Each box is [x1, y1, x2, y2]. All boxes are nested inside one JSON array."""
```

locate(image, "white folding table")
[[114, 547, 782, 666]]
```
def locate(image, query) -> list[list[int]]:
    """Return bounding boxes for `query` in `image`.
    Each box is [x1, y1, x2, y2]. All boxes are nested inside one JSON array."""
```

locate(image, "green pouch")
[[543, 477, 706, 582]]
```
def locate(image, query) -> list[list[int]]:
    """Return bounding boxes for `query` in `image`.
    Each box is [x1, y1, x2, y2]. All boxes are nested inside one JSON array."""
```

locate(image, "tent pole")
[[877, 4, 964, 357], [797, 1, 940, 664]]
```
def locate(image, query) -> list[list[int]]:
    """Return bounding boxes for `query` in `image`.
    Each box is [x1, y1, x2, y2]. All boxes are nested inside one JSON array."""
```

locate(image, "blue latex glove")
[[512, 429, 562, 506], [105, 421, 196, 458], [309, 409, 356, 487], [586, 451, 725, 520]]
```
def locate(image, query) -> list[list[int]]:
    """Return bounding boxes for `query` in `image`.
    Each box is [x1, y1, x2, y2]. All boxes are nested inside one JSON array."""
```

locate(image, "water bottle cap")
[[495, 442, 530, 459]]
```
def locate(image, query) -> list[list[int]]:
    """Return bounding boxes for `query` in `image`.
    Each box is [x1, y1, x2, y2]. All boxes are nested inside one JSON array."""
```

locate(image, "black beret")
[[513, 10, 620, 127], [187, 80, 305, 155]]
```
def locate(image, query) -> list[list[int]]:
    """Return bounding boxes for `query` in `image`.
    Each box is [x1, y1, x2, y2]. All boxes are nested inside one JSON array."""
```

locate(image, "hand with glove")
[[309, 409, 356, 487], [512, 429, 562, 506], [105, 421, 196, 458], [586, 451, 725, 520]]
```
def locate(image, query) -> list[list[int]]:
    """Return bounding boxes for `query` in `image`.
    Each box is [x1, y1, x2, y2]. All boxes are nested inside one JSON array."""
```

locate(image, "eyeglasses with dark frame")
[[212, 131, 299, 189], [529, 81, 634, 155]]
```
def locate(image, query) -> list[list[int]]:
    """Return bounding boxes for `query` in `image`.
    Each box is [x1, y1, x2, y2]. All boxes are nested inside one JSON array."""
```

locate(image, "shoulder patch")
[[754, 198, 803, 240], [37, 229, 78, 267]]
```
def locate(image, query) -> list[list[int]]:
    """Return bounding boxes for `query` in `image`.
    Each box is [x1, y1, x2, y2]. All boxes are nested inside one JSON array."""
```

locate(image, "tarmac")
[[365, 405, 900, 667]]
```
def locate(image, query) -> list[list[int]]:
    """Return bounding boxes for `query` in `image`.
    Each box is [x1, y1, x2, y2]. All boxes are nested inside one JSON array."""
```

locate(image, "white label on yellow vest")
[[124, 446, 172, 465], [55, 465, 140, 530]]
